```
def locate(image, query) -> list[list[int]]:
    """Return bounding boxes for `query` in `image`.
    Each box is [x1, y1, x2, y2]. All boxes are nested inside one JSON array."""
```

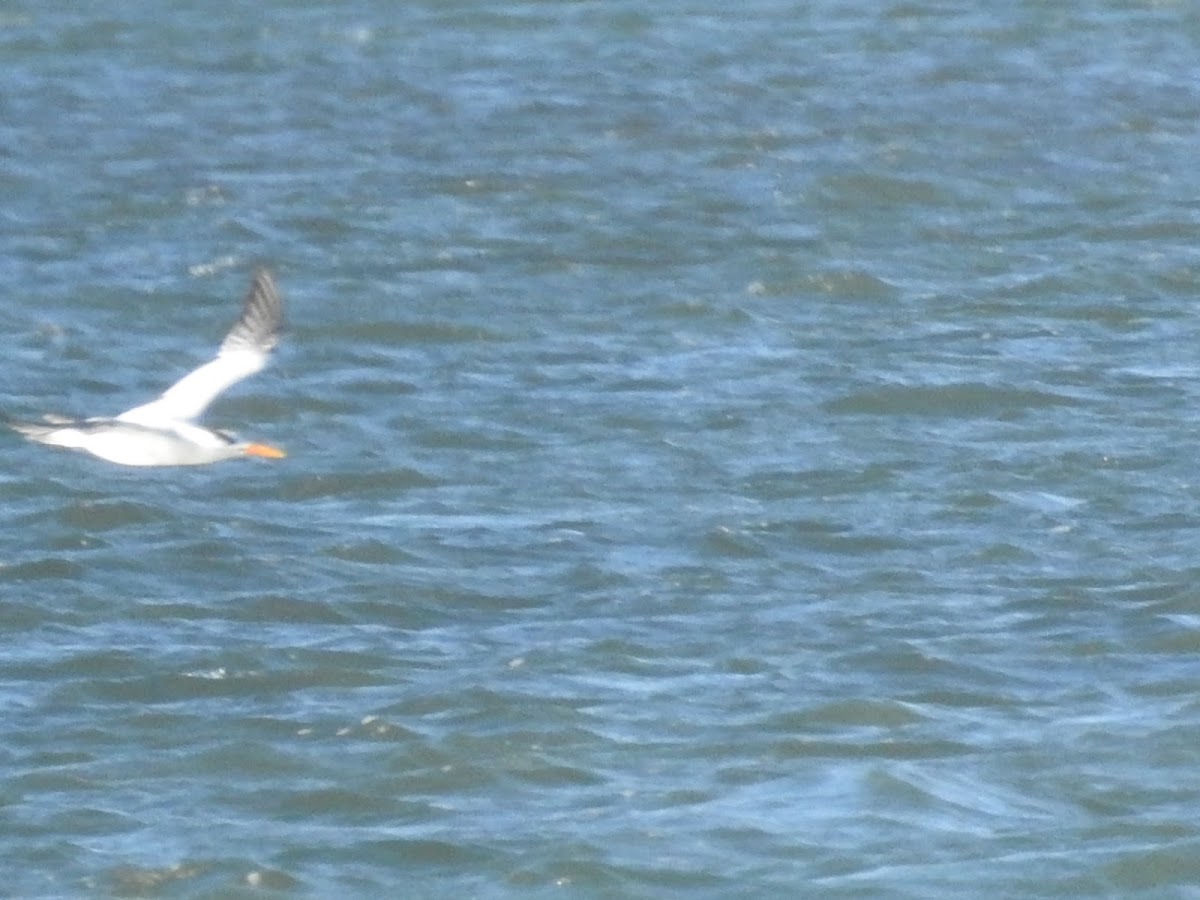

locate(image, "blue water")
[[4, 2, 1200, 896]]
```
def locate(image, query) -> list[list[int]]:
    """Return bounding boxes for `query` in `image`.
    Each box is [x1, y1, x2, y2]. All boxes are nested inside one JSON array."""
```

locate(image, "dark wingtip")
[[220, 266, 284, 353], [248, 266, 278, 304]]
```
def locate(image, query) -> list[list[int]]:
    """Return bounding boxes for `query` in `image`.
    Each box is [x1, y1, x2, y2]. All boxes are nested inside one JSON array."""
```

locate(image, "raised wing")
[[117, 268, 283, 427]]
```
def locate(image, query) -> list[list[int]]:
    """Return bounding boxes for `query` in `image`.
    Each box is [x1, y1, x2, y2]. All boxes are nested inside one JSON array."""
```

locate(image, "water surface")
[[4, 2, 1200, 897]]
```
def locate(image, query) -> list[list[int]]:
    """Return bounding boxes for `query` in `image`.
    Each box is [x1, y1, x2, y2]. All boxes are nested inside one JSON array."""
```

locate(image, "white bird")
[[11, 268, 287, 466]]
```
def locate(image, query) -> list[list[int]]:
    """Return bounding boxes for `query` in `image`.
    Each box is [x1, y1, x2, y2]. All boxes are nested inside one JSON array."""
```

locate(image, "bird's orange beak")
[[244, 442, 287, 459]]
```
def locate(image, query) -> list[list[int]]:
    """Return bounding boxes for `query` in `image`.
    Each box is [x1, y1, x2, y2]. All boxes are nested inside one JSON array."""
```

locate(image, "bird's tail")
[[6, 413, 79, 441]]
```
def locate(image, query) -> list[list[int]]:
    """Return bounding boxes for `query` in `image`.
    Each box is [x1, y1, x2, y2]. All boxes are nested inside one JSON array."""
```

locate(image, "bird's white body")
[[18, 418, 243, 466]]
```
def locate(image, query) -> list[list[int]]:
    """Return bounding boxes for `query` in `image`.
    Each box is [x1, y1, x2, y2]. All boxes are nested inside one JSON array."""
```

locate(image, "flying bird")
[[11, 268, 287, 466]]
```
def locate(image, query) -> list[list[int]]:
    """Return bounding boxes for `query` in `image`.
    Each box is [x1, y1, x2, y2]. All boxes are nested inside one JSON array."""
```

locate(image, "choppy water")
[[4, 2, 1200, 897]]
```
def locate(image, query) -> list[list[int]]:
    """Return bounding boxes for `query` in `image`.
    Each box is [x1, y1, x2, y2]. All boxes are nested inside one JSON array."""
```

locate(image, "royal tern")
[[11, 268, 287, 466]]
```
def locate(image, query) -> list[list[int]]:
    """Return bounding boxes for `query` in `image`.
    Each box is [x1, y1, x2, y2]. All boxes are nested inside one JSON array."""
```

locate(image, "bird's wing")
[[117, 268, 283, 427]]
